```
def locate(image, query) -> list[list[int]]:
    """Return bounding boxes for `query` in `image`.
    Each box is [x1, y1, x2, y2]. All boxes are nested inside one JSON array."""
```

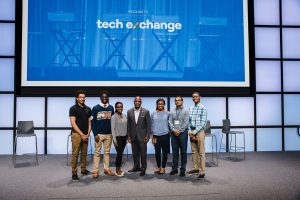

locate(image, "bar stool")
[[218, 119, 245, 160], [204, 120, 218, 166]]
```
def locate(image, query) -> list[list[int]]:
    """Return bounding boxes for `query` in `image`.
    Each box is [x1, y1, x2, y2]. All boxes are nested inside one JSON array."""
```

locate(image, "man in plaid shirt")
[[187, 92, 207, 180]]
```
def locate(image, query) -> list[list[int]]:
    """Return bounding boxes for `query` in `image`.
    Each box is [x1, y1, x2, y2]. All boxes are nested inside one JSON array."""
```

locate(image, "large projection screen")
[[18, 0, 254, 96]]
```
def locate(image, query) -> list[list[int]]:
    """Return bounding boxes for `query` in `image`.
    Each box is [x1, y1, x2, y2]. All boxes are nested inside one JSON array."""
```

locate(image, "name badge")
[[174, 120, 180, 125]]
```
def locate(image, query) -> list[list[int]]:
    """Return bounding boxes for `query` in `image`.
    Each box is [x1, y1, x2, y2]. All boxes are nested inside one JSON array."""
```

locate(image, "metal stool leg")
[[243, 132, 246, 160], [218, 133, 224, 159], [35, 135, 38, 165], [234, 133, 237, 160], [214, 135, 218, 166], [67, 134, 70, 166], [13, 136, 17, 167], [89, 136, 93, 162], [229, 133, 233, 156]]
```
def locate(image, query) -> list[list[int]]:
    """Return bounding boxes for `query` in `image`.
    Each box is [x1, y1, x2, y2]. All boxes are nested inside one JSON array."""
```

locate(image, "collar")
[[134, 107, 141, 112], [100, 102, 109, 108], [175, 105, 184, 110], [76, 103, 86, 108]]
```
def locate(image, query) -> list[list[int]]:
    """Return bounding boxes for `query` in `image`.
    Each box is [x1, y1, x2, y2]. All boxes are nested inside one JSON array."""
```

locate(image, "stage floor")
[[0, 152, 299, 200]]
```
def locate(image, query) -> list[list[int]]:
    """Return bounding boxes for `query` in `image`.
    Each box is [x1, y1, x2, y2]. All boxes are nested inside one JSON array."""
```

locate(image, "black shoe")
[[197, 174, 205, 180], [81, 170, 91, 175], [179, 170, 185, 177], [169, 169, 178, 175], [128, 167, 141, 172], [72, 174, 80, 182], [140, 170, 146, 176], [187, 169, 199, 174]]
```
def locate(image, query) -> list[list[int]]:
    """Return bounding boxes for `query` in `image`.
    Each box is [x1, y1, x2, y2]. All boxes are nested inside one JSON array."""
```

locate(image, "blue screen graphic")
[[24, 0, 248, 86]]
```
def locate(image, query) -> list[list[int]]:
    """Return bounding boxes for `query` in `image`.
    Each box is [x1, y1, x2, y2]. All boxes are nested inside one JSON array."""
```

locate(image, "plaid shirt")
[[189, 102, 207, 135]]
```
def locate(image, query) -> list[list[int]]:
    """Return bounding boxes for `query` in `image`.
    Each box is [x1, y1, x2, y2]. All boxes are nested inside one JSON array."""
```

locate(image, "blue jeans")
[[171, 130, 188, 171]]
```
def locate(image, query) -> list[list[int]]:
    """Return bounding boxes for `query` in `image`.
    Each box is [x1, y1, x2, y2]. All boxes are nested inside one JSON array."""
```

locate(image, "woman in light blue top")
[[151, 98, 170, 174]]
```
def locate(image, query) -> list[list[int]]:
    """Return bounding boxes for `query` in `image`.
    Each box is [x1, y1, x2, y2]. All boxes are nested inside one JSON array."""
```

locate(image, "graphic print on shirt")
[[96, 111, 112, 120]]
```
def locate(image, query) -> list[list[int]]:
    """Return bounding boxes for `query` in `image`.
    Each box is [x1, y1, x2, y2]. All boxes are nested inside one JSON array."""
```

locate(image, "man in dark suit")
[[127, 96, 151, 176]]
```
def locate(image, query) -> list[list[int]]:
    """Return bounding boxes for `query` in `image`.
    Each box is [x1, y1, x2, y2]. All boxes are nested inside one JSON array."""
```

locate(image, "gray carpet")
[[0, 152, 300, 200]]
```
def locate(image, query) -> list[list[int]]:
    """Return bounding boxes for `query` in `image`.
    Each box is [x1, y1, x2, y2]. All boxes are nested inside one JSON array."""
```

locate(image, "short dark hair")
[[175, 96, 183, 101], [99, 90, 109, 98], [115, 101, 123, 108], [192, 92, 200, 97], [75, 90, 86, 98]]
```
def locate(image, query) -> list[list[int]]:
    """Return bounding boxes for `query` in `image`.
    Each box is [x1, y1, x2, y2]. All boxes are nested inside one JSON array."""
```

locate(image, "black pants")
[[154, 134, 170, 168], [131, 140, 147, 171], [171, 130, 188, 171], [115, 136, 127, 167]]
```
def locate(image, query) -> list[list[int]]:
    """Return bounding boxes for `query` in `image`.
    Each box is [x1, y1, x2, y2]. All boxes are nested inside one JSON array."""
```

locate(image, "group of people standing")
[[69, 90, 207, 182]]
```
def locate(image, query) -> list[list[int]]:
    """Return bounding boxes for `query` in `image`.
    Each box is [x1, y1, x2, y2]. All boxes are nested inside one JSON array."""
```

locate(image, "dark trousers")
[[131, 140, 147, 171], [154, 134, 170, 168], [171, 130, 188, 171], [115, 136, 127, 167]]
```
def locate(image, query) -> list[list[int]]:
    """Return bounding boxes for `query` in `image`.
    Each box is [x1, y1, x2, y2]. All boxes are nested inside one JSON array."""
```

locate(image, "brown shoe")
[[154, 168, 161, 174], [104, 168, 114, 176], [158, 168, 165, 174], [92, 172, 99, 179]]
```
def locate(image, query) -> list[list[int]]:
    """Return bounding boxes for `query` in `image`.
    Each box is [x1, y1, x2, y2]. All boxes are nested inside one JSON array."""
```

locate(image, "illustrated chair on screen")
[[204, 120, 218, 166], [218, 119, 245, 160], [66, 130, 93, 166], [13, 121, 38, 167]]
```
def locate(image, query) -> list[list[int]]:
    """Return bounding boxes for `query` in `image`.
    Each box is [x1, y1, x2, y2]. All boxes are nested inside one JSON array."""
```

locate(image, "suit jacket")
[[127, 107, 151, 142]]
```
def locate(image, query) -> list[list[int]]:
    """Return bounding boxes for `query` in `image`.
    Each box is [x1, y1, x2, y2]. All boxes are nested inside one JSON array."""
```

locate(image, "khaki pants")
[[190, 130, 205, 175], [71, 132, 88, 175], [93, 134, 113, 173]]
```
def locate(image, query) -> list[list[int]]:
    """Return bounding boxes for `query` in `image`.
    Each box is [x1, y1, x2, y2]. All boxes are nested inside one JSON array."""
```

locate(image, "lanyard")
[[175, 108, 182, 119]]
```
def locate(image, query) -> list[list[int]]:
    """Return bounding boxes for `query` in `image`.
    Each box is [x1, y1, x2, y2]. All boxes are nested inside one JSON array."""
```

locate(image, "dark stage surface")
[[0, 152, 300, 200]]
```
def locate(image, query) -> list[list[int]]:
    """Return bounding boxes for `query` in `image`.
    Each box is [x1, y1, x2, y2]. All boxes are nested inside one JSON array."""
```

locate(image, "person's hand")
[[94, 135, 99, 143], [113, 140, 118, 147], [81, 134, 88, 141], [174, 130, 180, 136], [152, 136, 156, 145], [144, 135, 149, 144], [189, 133, 197, 141], [128, 137, 131, 143]]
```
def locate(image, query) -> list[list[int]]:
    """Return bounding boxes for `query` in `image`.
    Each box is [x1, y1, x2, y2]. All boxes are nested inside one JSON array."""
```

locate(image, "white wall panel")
[[283, 61, 300, 92], [254, 0, 279, 25], [17, 97, 45, 127], [282, 0, 300, 25], [282, 28, 300, 58], [0, 23, 15, 55], [256, 61, 281, 92], [257, 128, 282, 151], [0, 0, 15, 20], [284, 128, 300, 151], [47, 130, 70, 154], [256, 94, 282, 125], [255, 28, 280, 58], [229, 97, 254, 126], [0, 130, 13, 154], [284, 94, 300, 125], [0, 94, 14, 127], [0, 58, 14, 91], [47, 97, 74, 127]]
